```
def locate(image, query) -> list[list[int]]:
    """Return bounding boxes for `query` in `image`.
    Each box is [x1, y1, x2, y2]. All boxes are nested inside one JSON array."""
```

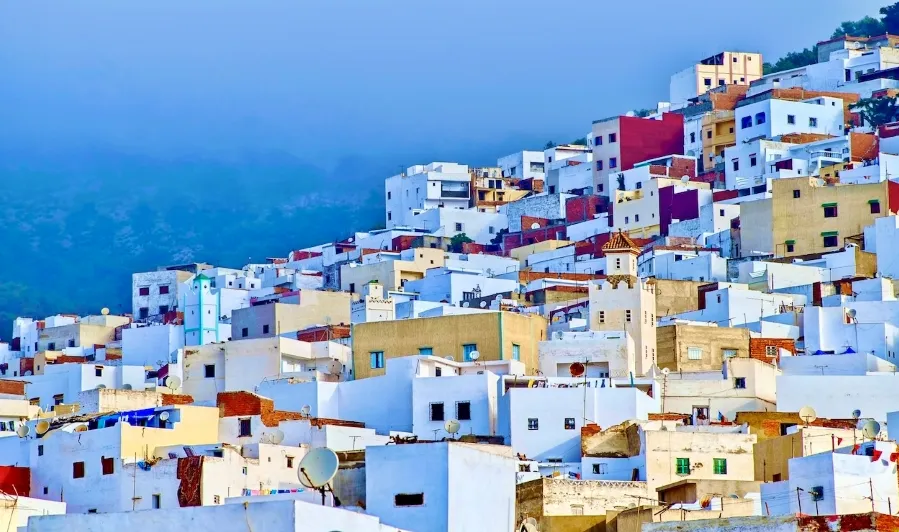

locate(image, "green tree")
[[633, 108, 654, 118], [881, 1, 899, 34], [855, 96, 898, 128], [449, 233, 474, 253], [490, 228, 508, 246], [570, 137, 588, 146], [831, 16, 885, 38], [544, 141, 557, 149], [763, 47, 818, 75]]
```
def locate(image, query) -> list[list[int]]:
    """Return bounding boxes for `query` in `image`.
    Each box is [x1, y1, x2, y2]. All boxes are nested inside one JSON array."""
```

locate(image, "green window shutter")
[[785, 240, 796, 245], [676, 458, 690, 475], [820, 231, 839, 237], [713, 458, 727, 475], [869, 199, 881, 204], [821, 202, 838, 208]]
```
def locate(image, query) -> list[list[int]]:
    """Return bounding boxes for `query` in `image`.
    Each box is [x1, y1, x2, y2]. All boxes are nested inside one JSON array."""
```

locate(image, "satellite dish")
[[35, 421, 50, 436], [661, 367, 671, 376], [23, 371, 32, 376], [301, 405, 312, 416], [122, 384, 133, 390], [799, 406, 817, 426], [325, 359, 342, 375], [15, 425, 29, 438], [297, 448, 340, 489], [862, 420, 881, 440], [847, 308, 857, 318], [852, 409, 862, 420], [73, 425, 88, 433], [101, 307, 110, 316], [158, 411, 171, 422], [165, 376, 182, 390], [569, 362, 586, 378], [520, 517, 539, 532], [444, 356, 454, 361], [468, 350, 481, 362], [96, 384, 107, 390], [681, 175, 690, 183], [270, 429, 285, 444], [444, 419, 460, 435], [479, 301, 487, 308]]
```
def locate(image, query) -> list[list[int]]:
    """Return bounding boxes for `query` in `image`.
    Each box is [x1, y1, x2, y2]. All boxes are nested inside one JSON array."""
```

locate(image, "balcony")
[[440, 190, 470, 199]]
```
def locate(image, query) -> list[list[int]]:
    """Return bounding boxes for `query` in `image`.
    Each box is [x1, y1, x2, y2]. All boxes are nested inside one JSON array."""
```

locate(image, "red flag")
[[890, 452, 899, 462], [853, 444, 861, 454], [872, 450, 883, 462], [837, 437, 843, 445]]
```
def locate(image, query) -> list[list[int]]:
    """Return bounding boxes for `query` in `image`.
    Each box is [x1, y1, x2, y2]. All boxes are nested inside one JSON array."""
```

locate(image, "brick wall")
[[296, 325, 352, 343], [18, 358, 33, 377], [0, 380, 25, 396], [565, 195, 608, 224], [216, 391, 364, 429], [162, 394, 195, 406], [749, 338, 795, 364]]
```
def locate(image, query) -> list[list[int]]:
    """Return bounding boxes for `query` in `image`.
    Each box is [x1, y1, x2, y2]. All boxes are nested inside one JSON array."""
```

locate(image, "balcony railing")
[[440, 190, 470, 199]]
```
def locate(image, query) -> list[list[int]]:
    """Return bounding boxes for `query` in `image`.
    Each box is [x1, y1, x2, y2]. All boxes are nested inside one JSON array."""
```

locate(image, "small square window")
[[750, 155, 757, 167], [564, 418, 576, 430], [713, 458, 728, 474], [102, 457, 114, 475], [734, 377, 746, 389], [595, 136, 602, 146], [732, 159, 739, 171], [152, 494, 161, 509], [213, 495, 221, 504], [793, 189, 801, 199], [809, 117, 818, 127], [688, 347, 702, 360], [430, 402, 445, 421], [262, 324, 270, 335], [395, 493, 425, 506], [241, 327, 248, 338], [204, 364, 215, 378], [73, 462, 85, 479], [871, 201, 881, 214], [139, 287, 150, 296], [690, 132, 696, 143], [457, 401, 471, 421], [787, 115, 796, 125], [370, 352, 385, 369], [608, 133, 617, 143], [158, 305, 169, 315], [53, 394, 64, 405], [43, 487, 48, 495], [592, 463, 608, 474], [95, 367, 103, 377], [47, 342, 56, 351], [719, 79, 726, 86], [286, 456, 294, 468], [38, 445, 44, 457], [635, 214, 640, 222], [238, 418, 252, 437], [596, 160, 604, 171], [159, 285, 170, 295], [704, 78, 712, 87], [676, 458, 690, 475], [609, 157, 618, 169], [823, 235, 839, 248], [139, 307, 149, 319], [786, 243, 795, 253], [455, 223, 463, 232], [823, 205, 838, 218], [528, 418, 539, 430], [740, 116, 752, 129], [635, 181, 642, 190], [598, 311, 605, 323], [626, 310, 632, 322]]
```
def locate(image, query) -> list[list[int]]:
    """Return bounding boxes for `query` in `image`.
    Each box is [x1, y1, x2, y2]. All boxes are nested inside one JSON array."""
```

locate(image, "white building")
[[182, 274, 249, 346], [131, 268, 194, 319], [21, 363, 148, 410], [734, 96, 845, 144], [539, 330, 636, 379], [411, 371, 499, 440], [498, 150, 545, 180], [121, 323, 183, 367], [366, 441, 516, 532], [405, 207, 507, 244], [404, 269, 518, 307], [671, 283, 805, 328], [638, 247, 727, 282], [351, 282, 396, 324], [385, 162, 472, 229]]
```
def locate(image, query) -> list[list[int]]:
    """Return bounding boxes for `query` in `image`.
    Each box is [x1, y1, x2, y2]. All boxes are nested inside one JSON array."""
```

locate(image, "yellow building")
[[770, 177, 891, 257], [351, 311, 547, 379], [701, 110, 735, 169], [340, 247, 446, 293], [671, 51, 763, 105], [509, 240, 571, 266]]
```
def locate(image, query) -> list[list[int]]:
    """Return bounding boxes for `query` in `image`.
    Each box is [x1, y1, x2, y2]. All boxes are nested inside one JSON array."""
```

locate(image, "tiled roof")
[[601, 231, 640, 253]]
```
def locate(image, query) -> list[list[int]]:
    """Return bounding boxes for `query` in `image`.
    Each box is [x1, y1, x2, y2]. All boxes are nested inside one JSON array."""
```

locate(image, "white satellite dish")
[[681, 175, 690, 183], [122, 384, 133, 391], [479, 301, 487, 308], [847, 308, 857, 318], [445, 419, 461, 436], [23, 371, 32, 376], [158, 411, 171, 422], [297, 448, 340, 489], [468, 350, 481, 362], [444, 355, 454, 361], [101, 307, 110, 316], [15, 425, 29, 438], [661, 367, 671, 376], [270, 429, 285, 444], [862, 420, 881, 440], [799, 406, 817, 426], [301, 405, 312, 416], [165, 376, 182, 391], [530, 222, 541, 230], [325, 359, 343, 375]]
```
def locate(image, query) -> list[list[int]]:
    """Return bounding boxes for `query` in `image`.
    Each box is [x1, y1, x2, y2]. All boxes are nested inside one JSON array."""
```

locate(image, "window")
[[261, 324, 271, 335], [690, 132, 695, 143], [159, 305, 169, 315], [349, 283, 356, 293], [241, 327, 248, 338], [73, 462, 85, 479], [53, 394, 64, 406], [68, 339, 75, 347], [786, 242, 795, 253], [704, 78, 712, 87], [598, 184, 604, 193], [430, 402, 445, 421], [88, 509, 97, 514], [29, 398, 39, 407], [387, 191, 391, 200], [395, 493, 425, 506], [626, 310, 632, 322], [755, 112, 766, 125], [713, 458, 728, 475], [387, 211, 392, 221], [596, 160, 603, 171], [809, 117, 818, 127], [870, 200, 882, 214], [706, 130, 712, 139], [733, 56, 738, 63], [204, 364, 215, 378], [740, 116, 752, 129], [564, 418, 576, 430], [213, 495, 221, 504], [687, 347, 702, 360], [793, 189, 801, 199], [719, 79, 726, 86], [765, 345, 778, 357], [823, 204, 838, 218], [598, 311, 605, 324], [419, 347, 433, 355], [38, 445, 44, 457], [46, 342, 56, 351], [238, 418, 252, 437], [609, 157, 617, 169], [571, 504, 584, 515], [722, 349, 737, 358], [159, 285, 170, 295], [616, 258, 621, 269], [750, 155, 757, 167], [102, 457, 114, 475], [734, 377, 746, 389], [595, 136, 602, 146], [370, 352, 385, 369], [454, 223, 463, 232], [592, 463, 608, 474], [435, 367, 442, 377], [823, 234, 839, 248], [139, 287, 150, 296], [609, 133, 617, 143], [732, 159, 739, 171], [43, 487, 48, 495], [457, 401, 471, 421], [488, 225, 495, 234], [810, 486, 824, 502], [624, 216, 629, 224], [95, 366, 103, 377], [152, 494, 161, 509], [787, 114, 796, 125], [286, 456, 294, 468], [462, 344, 478, 362], [675, 458, 690, 475], [528, 418, 539, 430], [139, 307, 149, 319], [635, 214, 640, 222], [512, 344, 521, 361]]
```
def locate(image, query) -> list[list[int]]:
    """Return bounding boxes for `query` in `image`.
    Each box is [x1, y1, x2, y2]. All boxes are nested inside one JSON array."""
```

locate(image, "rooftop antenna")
[[798, 406, 817, 427], [164, 375, 181, 393], [444, 419, 460, 440], [269, 429, 285, 445], [468, 350, 481, 365], [298, 448, 341, 506], [325, 359, 343, 377], [301, 405, 312, 417], [861, 420, 881, 441], [15, 425, 29, 438]]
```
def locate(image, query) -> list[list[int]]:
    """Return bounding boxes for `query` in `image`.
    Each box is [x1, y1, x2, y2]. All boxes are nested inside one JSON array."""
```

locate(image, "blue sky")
[[0, 0, 886, 163]]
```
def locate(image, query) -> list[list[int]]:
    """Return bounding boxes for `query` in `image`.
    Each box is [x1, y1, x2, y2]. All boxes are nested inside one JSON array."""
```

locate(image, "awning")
[[822, 202, 838, 208], [821, 231, 839, 237]]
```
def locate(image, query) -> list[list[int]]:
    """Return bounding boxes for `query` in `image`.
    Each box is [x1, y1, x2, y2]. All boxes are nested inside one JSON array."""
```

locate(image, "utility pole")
[[796, 487, 802, 515], [870, 478, 876, 513]]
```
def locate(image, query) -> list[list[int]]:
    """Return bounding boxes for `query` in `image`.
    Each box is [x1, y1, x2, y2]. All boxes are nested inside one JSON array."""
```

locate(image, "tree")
[[855, 96, 898, 128], [544, 141, 557, 149], [570, 137, 588, 146], [831, 16, 885, 38], [633, 108, 654, 118], [490, 228, 508, 246], [449, 232, 474, 253], [763, 47, 817, 75], [882, 1, 899, 34]]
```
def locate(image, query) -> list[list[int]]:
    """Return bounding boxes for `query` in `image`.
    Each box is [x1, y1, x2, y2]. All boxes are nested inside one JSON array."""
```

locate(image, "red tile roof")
[[601, 230, 640, 254]]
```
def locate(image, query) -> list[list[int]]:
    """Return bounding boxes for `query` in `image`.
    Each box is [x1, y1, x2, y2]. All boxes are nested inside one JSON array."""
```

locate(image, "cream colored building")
[[753, 426, 861, 483], [509, 240, 571, 266], [670, 51, 763, 107], [37, 315, 131, 353], [231, 292, 351, 340], [350, 282, 395, 323], [588, 232, 657, 375], [340, 247, 446, 293], [656, 323, 750, 372]]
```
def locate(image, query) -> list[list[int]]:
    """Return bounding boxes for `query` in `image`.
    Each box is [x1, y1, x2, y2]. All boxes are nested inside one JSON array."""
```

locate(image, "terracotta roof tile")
[[601, 230, 640, 253]]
